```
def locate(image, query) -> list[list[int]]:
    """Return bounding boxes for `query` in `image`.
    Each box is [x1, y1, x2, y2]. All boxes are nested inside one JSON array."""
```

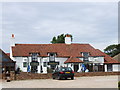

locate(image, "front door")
[[107, 64, 112, 72], [74, 64, 79, 72], [30, 61, 39, 73], [31, 66, 37, 73]]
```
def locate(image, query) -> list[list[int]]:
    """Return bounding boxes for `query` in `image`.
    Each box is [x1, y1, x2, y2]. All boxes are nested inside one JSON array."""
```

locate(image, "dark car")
[[52, 67, 74, 80]]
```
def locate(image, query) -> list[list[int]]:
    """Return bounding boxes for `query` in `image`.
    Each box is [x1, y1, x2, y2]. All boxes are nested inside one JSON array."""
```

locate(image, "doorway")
[[74, 64, 79, 72], [31, 66, 38, 73], [107, 64, 112, 72]]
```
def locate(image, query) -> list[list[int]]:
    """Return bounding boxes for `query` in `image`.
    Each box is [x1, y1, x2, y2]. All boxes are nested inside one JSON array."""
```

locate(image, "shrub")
[[47, 67, 53, 73], [118, 81, 120, 89]]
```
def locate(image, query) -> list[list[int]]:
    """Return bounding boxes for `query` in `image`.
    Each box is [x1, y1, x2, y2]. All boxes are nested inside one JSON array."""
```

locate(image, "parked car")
[[52, 67, 74, 80]]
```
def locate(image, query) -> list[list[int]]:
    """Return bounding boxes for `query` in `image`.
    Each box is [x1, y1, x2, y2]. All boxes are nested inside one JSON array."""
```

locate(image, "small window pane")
[[23, 62, 27, 67], [83, 52, 89, 57], [49, 53, 55, 61], [31, 53, 38, 61], [44, 62, 47, 67], [82, 52, 89, 61]]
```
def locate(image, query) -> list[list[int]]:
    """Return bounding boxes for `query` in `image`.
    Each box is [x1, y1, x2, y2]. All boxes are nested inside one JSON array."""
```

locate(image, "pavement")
[[1, 75, 119, 88]]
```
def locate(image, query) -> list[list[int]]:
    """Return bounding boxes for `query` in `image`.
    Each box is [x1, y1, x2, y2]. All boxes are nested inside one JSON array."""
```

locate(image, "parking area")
[[1, 75, 119, 88]]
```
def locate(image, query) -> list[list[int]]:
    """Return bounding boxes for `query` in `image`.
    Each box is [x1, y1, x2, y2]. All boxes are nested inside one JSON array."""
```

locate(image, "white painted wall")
[[55, 57, 67, 66], [42, 57, 48, 73], [14, 56, 116, 73], [14, 57, 28, 72], [104, 64, 107, 72], [79, 57, 104, 64], [79, 58, 83, 61], [89, 57, 104, 63], [77, 63, 82, 72], [37, 57, 41, 73], [41, 57, 68, 73], [10, 35, 15, 60], [112, 64, 120, 72]]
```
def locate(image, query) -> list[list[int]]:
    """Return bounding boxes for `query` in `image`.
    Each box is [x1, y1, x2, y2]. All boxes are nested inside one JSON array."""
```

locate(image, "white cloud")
[[2, 2, 118, 52]]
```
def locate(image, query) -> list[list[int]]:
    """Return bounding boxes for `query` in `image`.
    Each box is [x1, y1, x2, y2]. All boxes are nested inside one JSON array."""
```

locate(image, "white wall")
[[89, 57, 104, 63], [79, 57, 104, 64], [79, 58, 83, 61], [14, 56, 68, 73], [41, 57, 68, 73], [104, 64, 107, 72], [55, 57, 67, 66], [14, 57, 28, 72], [37, 57, 41, 73], [112, 64, 120, 72], [41, 57, 48, 73]]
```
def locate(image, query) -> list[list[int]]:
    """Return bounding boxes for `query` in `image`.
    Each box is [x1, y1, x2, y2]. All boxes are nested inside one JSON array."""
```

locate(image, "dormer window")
[[30, 53, 39, 61], [81, 52, 89, 61], [48, 53, 56, 62]]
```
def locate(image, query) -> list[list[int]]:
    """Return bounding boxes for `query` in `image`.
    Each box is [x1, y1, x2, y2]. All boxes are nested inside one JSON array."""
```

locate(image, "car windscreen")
[[60, 67, 72, 71]]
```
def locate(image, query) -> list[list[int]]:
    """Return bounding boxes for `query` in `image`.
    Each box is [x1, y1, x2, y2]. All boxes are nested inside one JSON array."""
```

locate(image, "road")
[[1, 75, 119, 88]]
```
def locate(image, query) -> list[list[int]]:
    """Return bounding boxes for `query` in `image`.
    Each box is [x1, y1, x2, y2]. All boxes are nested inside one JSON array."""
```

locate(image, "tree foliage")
[[51, 34, 73, 44], [104, 44, 120, 57]]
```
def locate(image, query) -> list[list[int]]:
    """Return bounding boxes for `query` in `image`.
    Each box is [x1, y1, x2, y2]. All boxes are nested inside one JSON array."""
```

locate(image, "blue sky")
[[1, 2, 118, 52]]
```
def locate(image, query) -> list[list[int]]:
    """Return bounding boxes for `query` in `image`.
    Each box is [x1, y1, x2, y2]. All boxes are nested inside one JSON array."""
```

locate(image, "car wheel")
[[71, 76, 74, 80], [57, 76, 61, 80], [52, 77, 55, 79], [65, 77, 67, 80]]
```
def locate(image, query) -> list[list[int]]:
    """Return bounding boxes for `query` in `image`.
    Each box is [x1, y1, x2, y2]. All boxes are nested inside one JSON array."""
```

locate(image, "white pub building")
[[10, 34, 120, 73]]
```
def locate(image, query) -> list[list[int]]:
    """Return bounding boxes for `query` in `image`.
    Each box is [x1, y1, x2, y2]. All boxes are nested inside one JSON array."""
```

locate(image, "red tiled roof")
[[64, 56, 83, 63], [12, 43, 120, 64], [96, 49, 120, 64], [12, 43, 105, 57]]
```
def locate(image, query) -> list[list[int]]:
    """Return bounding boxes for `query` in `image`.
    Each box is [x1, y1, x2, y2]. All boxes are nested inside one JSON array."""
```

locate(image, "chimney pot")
[[65, 34, 71, 37], [12, 34, 14, 38]]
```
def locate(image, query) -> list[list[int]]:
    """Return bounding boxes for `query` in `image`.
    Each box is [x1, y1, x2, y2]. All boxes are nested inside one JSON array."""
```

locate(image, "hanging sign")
[[30, 62, 39, 66], [48, 62, 59, 65]]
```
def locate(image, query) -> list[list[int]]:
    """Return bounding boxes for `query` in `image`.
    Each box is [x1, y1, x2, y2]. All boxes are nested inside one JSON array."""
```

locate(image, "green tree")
[[51, 34, 73, 44], [104, 44, 120, 57], [51, 37, 57, 44]]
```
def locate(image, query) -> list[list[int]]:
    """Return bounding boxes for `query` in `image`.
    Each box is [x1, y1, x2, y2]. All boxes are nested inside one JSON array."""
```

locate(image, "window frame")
[[30, 53, 39, 62], [23, 62, 27, 67], [49, 53, 56, 62], [43, 62, 47, 67], [81, 52, 89, 61]]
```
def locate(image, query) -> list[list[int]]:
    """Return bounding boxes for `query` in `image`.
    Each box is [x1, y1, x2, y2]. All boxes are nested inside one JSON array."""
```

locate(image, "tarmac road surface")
[[1, 75, 119, 88]]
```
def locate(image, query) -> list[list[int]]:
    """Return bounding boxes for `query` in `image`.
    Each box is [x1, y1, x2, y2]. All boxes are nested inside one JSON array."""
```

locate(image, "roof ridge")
[[15, 43, 90, 46]]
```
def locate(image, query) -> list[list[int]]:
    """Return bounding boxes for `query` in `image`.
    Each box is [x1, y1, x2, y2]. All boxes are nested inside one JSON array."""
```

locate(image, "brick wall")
[[2, 72, 120, 80], [74, 72, 120, 77], [16, 72, 52, 80]]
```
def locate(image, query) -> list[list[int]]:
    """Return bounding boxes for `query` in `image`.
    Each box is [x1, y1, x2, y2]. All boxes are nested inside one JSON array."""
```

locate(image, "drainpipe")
[[40, 57, 43, 73]]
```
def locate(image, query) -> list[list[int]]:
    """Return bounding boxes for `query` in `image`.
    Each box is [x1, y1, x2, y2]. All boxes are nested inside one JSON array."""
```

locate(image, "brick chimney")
[[65, 34, 72, 44]]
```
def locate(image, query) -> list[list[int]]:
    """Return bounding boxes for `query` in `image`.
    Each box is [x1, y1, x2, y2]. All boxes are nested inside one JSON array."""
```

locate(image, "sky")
[[1, 2, 118, 53]]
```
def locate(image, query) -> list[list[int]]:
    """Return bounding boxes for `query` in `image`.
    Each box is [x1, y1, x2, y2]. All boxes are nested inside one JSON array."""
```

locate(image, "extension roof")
[[0, 49, 16, 67], [64, 56, 83, 63]]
